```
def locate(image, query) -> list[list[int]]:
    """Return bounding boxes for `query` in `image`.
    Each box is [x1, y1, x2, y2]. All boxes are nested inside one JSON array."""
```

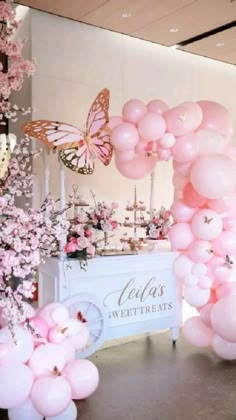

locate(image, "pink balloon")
[[223, 217, 236, 233], [172, 134, 199, 163], [51, 306, 69, 324], [159, 132, 176, 148], [190, 155, 236, 199], [188, 240, 213, 263], [28, 343, 66, 378], [48, 326, 67, 344], [173, 255, 193, 278], [192, 262, 207, 277], [200, 303, 214, 327], [0, 326, 34, 363], [8, 398, 43, 420], [212, 230, 236, 257], [45, 400, 77, 420], [183, 183, 207, 208], [169, 223, 194, 250], [183, 274, 198, 287], [184, 285, 210, 307], [147, 99, 168, 115], [0, 343, 12, 363], [211, 295, 236, 342], [157, 146, 171, 161], [137, 112, 166, 142], [191, 209, 223, 240], [172, 174, 188, 191], [183, 316, 213, 347], [135, 139, 148, 157], [208, 193, 236, 213], [111, 123, 139, 152], [31, 375, 72, 417], [122, 99, 147, 125], [115, 155, 156, 179], [115, 149, 136, 162], [108, 116, 123, 130], [0, 362, 33, 409], [198, 101, 233, 141], [198, 276, 212, 289], [70, 323, 89, 351], [212, 334, 236, 360], [60, 338, 76, 364], [170, 200, 196, 222], [164, 102, 203, 136], [173, 160, 193, 177], [30, 316, 49, 339], [206, 255, 225, 276], [63, 359, 99, 399], [215, 282, 236, 300], [194, 129, 225, 155], [214, 265, 232, 285], [37, 303, 61, 328]]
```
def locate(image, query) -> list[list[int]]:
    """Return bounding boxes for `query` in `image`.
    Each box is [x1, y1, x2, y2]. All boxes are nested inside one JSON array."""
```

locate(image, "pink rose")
[[111, 202, 119, 209], [77, 237, 89, 250], [69, 237, 77, 244], [163, 211, 171, 220], [64, 242, 78, 253], [85, 229, 92, 237]]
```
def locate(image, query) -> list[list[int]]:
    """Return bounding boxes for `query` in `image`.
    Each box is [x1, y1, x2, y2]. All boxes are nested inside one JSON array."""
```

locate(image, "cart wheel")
[[63, 293, 108, 359]]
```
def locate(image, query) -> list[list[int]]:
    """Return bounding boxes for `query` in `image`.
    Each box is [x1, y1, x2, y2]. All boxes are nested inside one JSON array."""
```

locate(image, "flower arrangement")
[[0, 0, 35, 125], [0, 140, 70, 328], [88, 200, 119, 233], [64, 209, 96, 269], [146, 207, 172, 240]]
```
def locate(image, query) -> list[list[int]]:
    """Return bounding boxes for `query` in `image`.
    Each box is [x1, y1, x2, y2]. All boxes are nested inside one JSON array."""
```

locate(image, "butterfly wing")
[[22, 120, 83, 150], [59, 141, 94, 175], [85, 88, 113, 166], [0, 133, 16, 179]]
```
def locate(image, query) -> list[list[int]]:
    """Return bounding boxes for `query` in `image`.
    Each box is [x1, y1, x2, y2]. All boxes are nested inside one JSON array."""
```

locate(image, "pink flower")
[[111, 202, 119, 209], [111, 220, 118, 230], [77, 237, 89, 250], [69, 237, 77, 244], [87, 244, 95, 258], [163, 211, 171, 220], [64, 242, 78, 253], [85, 229, 93, 237]]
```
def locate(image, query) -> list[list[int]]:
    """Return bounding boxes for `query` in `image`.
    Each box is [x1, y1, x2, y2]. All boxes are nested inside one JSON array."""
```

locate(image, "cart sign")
[[103, 269, 175, 326]]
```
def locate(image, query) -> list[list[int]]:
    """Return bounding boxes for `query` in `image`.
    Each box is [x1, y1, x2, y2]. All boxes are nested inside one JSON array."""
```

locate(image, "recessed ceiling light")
[[216, 42, 224, 47], [122, 11, 131, 18], [170, 28, 179, 33]]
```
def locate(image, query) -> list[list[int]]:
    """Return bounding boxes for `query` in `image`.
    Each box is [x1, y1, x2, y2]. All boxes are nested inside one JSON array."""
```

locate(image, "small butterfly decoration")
[[77, 311, 87, 323], [224, 254, 233, 269], [204, 216, 213, 224], [22, 88, 112, 175]]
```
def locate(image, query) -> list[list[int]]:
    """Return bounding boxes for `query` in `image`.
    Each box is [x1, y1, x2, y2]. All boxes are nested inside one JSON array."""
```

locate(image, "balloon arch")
[[110, 99, 236, 360]]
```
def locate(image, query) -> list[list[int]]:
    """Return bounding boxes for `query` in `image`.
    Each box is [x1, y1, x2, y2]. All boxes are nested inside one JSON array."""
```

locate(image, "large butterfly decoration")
[[22, 88, 113, 175], [0, 133, 17, 179]]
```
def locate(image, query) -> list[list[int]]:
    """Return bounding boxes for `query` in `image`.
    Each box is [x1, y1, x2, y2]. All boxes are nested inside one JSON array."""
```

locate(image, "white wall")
[[28, 9, 236, 229]]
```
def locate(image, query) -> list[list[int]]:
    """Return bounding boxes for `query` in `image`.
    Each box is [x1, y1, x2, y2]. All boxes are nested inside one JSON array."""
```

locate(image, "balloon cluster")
[[112, 98, 236, 359], [0, 302, 99, 419]]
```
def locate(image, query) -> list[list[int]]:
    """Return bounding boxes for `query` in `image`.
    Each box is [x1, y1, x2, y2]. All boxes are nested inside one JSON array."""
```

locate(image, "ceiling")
[[16, 0, 236, 65]]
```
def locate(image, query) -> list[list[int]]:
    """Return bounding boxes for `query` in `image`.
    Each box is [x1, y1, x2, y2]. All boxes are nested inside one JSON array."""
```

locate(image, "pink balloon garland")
[[0, 302, 99, 418], [111, 98, 236, 359]]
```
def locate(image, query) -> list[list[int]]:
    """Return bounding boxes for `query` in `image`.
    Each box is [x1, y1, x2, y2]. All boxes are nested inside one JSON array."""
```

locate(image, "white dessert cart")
[[38, 251, 181, 358]]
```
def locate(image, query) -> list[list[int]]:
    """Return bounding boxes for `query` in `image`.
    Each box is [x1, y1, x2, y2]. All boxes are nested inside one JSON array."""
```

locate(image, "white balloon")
[[46, 400, 77, 420], [8, 398, 43, 420]]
